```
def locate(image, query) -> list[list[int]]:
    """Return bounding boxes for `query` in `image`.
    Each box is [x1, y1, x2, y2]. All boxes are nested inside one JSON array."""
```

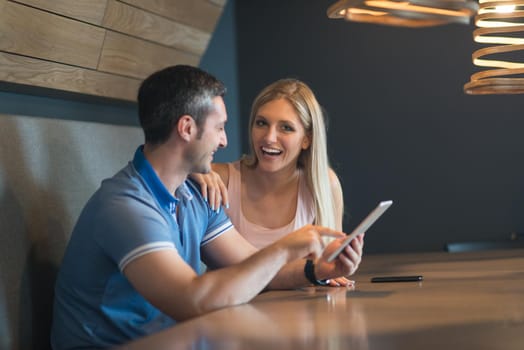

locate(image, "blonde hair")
[[243, 79, 339, 229]]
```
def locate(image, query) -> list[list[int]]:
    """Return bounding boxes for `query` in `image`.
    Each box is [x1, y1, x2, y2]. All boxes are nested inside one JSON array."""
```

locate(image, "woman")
[[194, 79, 362, 286]]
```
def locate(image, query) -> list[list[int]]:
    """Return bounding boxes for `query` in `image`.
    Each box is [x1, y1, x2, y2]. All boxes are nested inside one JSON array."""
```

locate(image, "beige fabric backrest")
[[0, 114, 142, 350]]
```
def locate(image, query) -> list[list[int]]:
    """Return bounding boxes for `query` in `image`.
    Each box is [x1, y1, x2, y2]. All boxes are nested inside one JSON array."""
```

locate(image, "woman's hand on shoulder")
[[189, 165, 229, 211]]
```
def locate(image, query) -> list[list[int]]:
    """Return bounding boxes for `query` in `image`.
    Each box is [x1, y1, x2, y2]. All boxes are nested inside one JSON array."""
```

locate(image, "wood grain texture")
[[0, 0, 223, 102], [12, 0, 109, 25], [103, 0, 210, 55], [98, 30, 200, 80], [0, 1, 105, 69], [0, 51, 141, 101], [207, 0, 226, 7], [121, 0, 223, 32], [118, 249, 524, 350]]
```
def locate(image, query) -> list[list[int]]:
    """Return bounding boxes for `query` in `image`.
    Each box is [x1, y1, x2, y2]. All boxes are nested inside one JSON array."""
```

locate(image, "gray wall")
[[200, 0, 240, 161], [235, 0, 524, 253]]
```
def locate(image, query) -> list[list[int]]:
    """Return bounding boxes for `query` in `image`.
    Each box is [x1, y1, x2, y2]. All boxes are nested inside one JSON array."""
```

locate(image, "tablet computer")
[[327, 200, 393, 262]]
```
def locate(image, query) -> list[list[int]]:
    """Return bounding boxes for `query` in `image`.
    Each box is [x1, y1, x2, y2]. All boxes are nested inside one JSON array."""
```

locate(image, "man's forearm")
[[192, 243, 292, 310]]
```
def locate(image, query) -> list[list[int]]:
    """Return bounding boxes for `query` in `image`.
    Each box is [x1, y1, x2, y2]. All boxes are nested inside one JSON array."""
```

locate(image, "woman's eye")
[[282, 125, 294, 132], [255, 120, 266, 127]]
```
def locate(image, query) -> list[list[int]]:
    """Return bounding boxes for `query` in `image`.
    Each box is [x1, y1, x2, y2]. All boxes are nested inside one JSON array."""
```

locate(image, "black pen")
[[371, 275, 423, 283]]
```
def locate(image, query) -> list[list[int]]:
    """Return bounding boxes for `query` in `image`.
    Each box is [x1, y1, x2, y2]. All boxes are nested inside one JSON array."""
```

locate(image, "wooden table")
[[118, 249, 524, 349]]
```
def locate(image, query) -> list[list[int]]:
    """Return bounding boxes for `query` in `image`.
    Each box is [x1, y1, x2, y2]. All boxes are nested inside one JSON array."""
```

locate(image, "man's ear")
[[177, 115, 196, 142]]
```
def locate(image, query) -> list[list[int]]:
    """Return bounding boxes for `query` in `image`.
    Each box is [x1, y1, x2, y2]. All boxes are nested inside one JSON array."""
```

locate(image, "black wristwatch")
[[304, 259, 330, 286]]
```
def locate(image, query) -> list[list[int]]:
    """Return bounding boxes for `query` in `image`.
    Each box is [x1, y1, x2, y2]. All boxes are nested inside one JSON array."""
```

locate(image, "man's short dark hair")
[[137, 65, 226, 145]]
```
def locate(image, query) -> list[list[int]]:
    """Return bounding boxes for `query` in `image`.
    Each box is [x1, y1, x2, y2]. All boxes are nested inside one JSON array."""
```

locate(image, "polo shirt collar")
[[132, 145, 192, 215]]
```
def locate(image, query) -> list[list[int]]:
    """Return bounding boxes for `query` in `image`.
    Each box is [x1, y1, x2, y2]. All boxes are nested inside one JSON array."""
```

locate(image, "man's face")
[[187, 96, 228, 174]]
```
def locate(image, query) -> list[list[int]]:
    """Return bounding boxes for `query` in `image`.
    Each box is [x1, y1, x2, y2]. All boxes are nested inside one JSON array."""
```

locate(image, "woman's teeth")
[[261, 147, 282, 155]]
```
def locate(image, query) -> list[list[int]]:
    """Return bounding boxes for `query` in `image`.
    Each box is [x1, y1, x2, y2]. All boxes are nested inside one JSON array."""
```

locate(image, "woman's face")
[[251, 98, 310, 173]]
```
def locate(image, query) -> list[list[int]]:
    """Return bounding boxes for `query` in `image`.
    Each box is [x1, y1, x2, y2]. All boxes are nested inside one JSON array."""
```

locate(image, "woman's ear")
[[301, 134, 311, 150], [177, 115, 195, 142]]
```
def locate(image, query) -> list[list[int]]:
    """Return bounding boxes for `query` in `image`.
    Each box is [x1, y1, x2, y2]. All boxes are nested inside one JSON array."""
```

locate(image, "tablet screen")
[[327, 200, 393, 262]]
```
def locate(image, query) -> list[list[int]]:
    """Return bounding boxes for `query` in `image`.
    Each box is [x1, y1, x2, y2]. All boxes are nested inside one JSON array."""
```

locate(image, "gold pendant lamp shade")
[[327, 0, 479, 27], [464, 0, 524, 94]]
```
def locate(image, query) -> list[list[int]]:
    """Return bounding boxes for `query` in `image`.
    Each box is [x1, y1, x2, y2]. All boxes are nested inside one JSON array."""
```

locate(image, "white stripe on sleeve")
[[201, 221, 233, 246], [119, 241, 175, 271]]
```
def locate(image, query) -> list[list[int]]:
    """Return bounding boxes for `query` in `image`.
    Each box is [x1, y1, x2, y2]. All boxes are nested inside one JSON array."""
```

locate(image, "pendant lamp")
[[327, 0, 479, 27], [464, 0, 524, 94]]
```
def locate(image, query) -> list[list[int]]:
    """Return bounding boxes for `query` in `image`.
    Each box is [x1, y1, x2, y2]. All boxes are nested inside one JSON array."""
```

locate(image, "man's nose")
[[219, 131, 228, 148]]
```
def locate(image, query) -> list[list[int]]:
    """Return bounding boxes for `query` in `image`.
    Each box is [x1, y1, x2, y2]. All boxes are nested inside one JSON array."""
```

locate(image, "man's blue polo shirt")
[[51, 146, 233, 349]]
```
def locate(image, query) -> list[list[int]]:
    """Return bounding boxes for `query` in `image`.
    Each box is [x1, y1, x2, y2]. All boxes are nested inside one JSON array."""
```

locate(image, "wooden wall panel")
[[98, 31, 200, 79], [12, 0, 108, 25], [103, 0, 210, 55], [0, 51, 140, 101], [121, 0, 223, 32], [0, 0, 226, 102], [0, 1, 105, 69], [208, 0, 226, 7]]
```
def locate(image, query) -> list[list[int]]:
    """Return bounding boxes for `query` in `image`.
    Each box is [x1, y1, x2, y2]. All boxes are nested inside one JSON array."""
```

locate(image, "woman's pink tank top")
[[225, 161, 315, 249]]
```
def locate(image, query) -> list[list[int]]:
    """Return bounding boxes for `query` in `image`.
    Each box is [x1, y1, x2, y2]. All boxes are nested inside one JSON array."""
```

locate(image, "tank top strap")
[[225, 161, 242, 229]]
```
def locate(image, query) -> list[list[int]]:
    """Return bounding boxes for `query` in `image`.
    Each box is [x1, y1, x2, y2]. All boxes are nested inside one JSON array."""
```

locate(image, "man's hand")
[[270, 225, 346, 263]]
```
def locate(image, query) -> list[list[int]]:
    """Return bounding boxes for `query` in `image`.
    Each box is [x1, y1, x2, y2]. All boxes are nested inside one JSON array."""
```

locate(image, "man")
[[51, 65, 363, 349]]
